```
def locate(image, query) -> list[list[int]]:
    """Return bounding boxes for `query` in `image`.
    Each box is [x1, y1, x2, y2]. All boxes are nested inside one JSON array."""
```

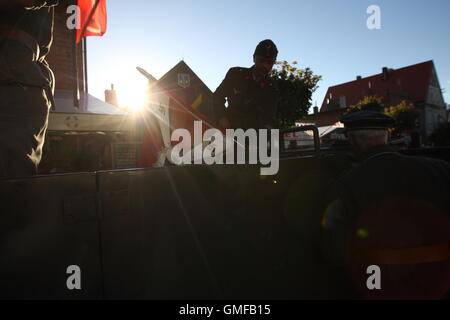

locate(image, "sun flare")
[[114, 69, 149, 112]]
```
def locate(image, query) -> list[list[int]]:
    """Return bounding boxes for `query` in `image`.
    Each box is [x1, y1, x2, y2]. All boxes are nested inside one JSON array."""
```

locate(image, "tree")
[[269, 61, 321, 128], [349, 95, 385, 112], [386, 101, 420, 132]]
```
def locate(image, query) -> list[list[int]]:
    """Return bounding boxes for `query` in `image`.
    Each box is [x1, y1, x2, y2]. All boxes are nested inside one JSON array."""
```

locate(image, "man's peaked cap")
[[340, 110, 395, 131]]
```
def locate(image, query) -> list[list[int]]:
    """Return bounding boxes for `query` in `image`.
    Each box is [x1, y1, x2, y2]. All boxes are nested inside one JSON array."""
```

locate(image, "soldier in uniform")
[[0, 0, 59, 178], [213, 39, 279, 130], [321, 110, 450, 299]]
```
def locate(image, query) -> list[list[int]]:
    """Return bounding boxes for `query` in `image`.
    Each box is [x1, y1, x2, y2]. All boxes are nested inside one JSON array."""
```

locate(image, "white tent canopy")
[[48, 90, 134, 132]]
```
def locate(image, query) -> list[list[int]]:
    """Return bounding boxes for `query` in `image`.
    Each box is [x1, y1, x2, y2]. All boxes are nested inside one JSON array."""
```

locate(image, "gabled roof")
[[137, 60, 212, 94], [320, 60, 435, 112], [157, 60, 212, 94], [137, 60, 215, 120]]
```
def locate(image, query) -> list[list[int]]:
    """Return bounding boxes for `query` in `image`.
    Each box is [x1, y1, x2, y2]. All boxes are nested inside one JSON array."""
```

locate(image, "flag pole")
[[82, 37, 88, 93], [75, 0, 101, 108], [72, 18, 79, 108]]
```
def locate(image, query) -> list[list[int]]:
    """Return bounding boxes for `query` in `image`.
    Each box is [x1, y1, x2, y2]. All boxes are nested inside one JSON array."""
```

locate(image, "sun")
[[114, 69, 149, 112]]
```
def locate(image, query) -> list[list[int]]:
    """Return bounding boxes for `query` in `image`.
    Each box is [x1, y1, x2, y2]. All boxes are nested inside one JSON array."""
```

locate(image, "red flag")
[[76, 0, 107, 43]]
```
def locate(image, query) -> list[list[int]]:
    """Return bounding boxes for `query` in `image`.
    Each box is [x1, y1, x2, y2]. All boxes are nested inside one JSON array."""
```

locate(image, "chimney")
[[313, 106, 319, 114], [356, 75, 362, 80], [382, 67, 389, 80], [105, 84, 119, 107]]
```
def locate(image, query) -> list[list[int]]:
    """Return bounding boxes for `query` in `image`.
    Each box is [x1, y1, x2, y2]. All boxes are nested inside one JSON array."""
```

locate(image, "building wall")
[[157, 62, 214, 121], [46, 3, 85, 92], [427, 66, 446, 108], [424, 105, 447, 136]]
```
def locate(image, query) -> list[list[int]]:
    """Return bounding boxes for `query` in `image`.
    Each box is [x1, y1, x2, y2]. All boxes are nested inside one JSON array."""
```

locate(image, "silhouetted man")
[[0, 0, 58, 178], [213, 39, 279, 130], [322, 110, 450, 299]]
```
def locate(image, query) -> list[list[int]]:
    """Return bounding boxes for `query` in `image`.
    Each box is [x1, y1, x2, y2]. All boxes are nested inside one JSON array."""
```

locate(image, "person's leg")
[[0, 85, 50, 178]]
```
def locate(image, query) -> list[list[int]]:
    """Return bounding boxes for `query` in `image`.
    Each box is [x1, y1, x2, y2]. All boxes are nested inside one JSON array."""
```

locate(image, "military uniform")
[[0, 0, 58, 178], [322, 111, 450, 299], [213, 66, 279, 130]]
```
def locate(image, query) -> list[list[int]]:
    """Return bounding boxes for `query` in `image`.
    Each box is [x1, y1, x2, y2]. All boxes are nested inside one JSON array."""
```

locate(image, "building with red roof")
[[307, 61, 448, 143]]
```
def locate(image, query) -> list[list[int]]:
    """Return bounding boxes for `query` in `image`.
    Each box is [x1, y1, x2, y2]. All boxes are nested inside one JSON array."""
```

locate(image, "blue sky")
[[87, 0, 450, 112]]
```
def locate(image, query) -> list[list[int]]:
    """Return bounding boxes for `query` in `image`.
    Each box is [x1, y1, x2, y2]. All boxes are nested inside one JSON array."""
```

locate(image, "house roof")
[[136, 61, 215, 120], [157, 60, 213, 94], [137, 60, 212, 94], [320, 60, 434, 112], [52, 89, 127, 115]]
